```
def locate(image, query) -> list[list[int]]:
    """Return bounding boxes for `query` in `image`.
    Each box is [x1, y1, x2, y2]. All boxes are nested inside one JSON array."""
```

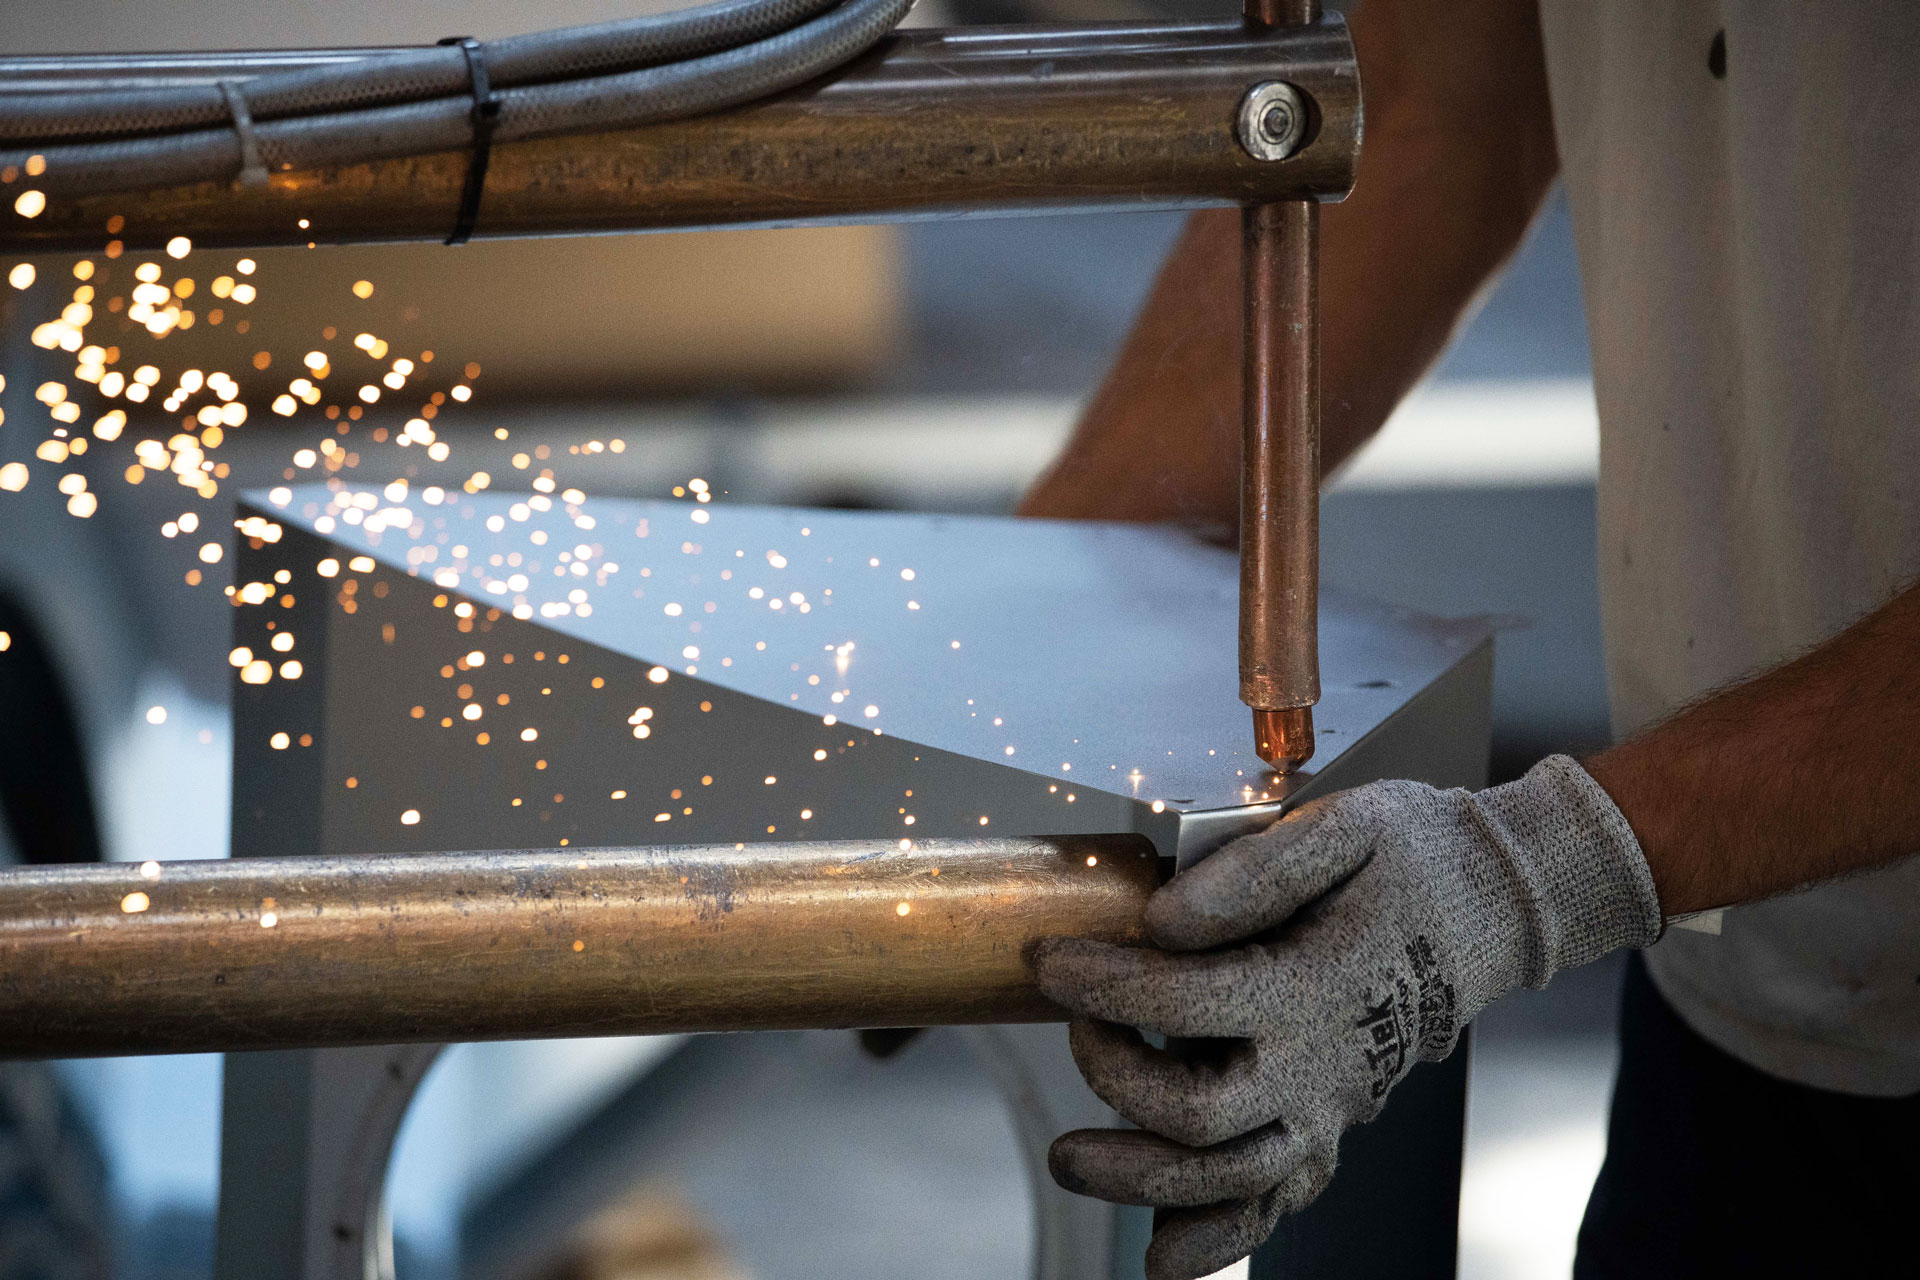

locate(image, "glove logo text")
[[1356, 936, 1458, 1099], [1355, 989, 1409, 1100], [1405, 934, 1458, 1055]]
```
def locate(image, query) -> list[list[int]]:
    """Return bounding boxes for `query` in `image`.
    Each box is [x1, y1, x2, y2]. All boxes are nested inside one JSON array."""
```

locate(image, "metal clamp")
[[438, 36, 501, 246], [219, 81, 270, 189]]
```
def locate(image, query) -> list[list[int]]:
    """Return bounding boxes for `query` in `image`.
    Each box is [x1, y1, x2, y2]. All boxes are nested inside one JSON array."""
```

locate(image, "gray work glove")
[[1034, 754, 1662, 1280]]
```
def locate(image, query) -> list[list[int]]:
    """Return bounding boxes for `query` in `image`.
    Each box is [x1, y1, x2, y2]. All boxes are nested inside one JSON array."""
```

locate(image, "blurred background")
[[1, 1, 1620, 1278]]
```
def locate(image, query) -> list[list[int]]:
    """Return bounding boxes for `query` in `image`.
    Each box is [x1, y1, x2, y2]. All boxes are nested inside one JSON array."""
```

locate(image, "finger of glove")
[[1140, 1147, 1342, 1280], [1048, 1120, 1307, 1207], [1066, 1018, 1270, 1147], [1144, 1195, 1287, 1280], [1034, 938, 1266, 1038], [1148, 795, 1379, 951], [1265, 1147, 1338, 1216]]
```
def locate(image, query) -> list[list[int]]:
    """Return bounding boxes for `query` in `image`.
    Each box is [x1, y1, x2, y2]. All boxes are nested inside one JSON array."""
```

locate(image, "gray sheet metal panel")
[[227, 490, 1490, 860]]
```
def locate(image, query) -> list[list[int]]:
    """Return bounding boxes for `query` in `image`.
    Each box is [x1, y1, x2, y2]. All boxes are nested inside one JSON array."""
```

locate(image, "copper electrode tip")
[[1253, 706, 1315, 772]]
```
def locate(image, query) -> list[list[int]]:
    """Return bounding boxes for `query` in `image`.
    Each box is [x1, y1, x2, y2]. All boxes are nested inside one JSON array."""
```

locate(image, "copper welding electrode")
[[1238, 198, 1321, 774], [1239, 0, 1323, 773]]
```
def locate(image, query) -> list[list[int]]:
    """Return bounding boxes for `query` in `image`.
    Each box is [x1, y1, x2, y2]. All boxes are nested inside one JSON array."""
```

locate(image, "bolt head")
[[1238, 81, 1306, 162]]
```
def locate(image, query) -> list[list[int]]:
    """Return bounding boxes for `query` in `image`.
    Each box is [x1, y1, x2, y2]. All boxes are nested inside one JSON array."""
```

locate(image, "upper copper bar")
[[0, 19, 1358, 252], [1238, 0, 1323, 772]]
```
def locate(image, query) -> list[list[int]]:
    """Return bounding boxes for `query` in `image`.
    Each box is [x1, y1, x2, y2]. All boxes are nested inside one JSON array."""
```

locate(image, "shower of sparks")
[[2, 211, 484, 556], [1, 183, 1247, 852]]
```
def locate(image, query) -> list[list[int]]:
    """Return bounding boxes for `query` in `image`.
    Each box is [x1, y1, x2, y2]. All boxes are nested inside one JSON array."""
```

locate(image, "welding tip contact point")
[[1253, 705, 1314, 772]]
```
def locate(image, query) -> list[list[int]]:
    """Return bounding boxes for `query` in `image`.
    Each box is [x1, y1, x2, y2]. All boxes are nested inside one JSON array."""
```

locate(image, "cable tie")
[[440, 36, 501, 246], [220, 81, 270, 189]]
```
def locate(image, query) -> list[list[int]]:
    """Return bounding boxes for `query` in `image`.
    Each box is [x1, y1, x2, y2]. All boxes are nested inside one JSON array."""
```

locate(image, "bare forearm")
[[1587, 582, 1920, 916], [1019, 0, 1561, 523]]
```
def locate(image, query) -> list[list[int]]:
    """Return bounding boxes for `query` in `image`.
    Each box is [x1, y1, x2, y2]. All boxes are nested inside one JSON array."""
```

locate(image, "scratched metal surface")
[[249, 487, 1486, 829]]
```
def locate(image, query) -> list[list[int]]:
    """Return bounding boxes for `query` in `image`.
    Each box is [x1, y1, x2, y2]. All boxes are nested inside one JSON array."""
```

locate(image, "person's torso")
[[1538, 0, 1920, 1094]]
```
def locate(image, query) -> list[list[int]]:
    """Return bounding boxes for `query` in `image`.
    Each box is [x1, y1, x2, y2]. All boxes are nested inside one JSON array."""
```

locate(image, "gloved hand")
[[1033, 754, 1662, 1280]]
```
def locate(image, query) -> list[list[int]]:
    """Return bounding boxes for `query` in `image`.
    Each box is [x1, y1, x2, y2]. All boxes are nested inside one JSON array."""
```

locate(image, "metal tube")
[[1239, 0, 1322, 772], [0, 21, 1358, 253], [0, 836, 1158, 1058]]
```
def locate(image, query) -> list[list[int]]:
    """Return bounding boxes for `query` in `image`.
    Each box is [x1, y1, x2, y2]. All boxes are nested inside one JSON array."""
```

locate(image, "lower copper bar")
[[1240, 198, 1321, 771], [0, 836, 1158, 1058]]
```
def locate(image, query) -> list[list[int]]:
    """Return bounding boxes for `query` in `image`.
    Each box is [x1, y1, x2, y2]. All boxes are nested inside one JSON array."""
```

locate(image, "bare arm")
[[1586, 582, 1920, 916], [1019, 0, 1562, 523]]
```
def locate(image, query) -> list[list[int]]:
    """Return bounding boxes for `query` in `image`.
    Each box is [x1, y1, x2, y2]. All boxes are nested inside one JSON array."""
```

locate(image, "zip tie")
[[440, 37, 501, 246], [220, 81, 270, 189]]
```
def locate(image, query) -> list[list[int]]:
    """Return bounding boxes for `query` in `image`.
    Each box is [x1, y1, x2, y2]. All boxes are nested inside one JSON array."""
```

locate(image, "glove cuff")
[[1458, 754, 1663, 1004]]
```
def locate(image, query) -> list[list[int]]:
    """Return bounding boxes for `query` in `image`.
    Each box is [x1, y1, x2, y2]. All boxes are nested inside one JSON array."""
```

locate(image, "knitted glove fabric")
[[1034, 755, 1662, 1280]]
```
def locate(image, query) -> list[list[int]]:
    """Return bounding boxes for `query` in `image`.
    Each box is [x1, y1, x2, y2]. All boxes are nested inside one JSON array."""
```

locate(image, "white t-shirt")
[[1538, 1, 1920, 1095]]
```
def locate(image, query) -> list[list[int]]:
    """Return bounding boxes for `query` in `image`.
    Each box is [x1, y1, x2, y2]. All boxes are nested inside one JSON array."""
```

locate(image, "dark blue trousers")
[[1575, 954, 1920, 1279]]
